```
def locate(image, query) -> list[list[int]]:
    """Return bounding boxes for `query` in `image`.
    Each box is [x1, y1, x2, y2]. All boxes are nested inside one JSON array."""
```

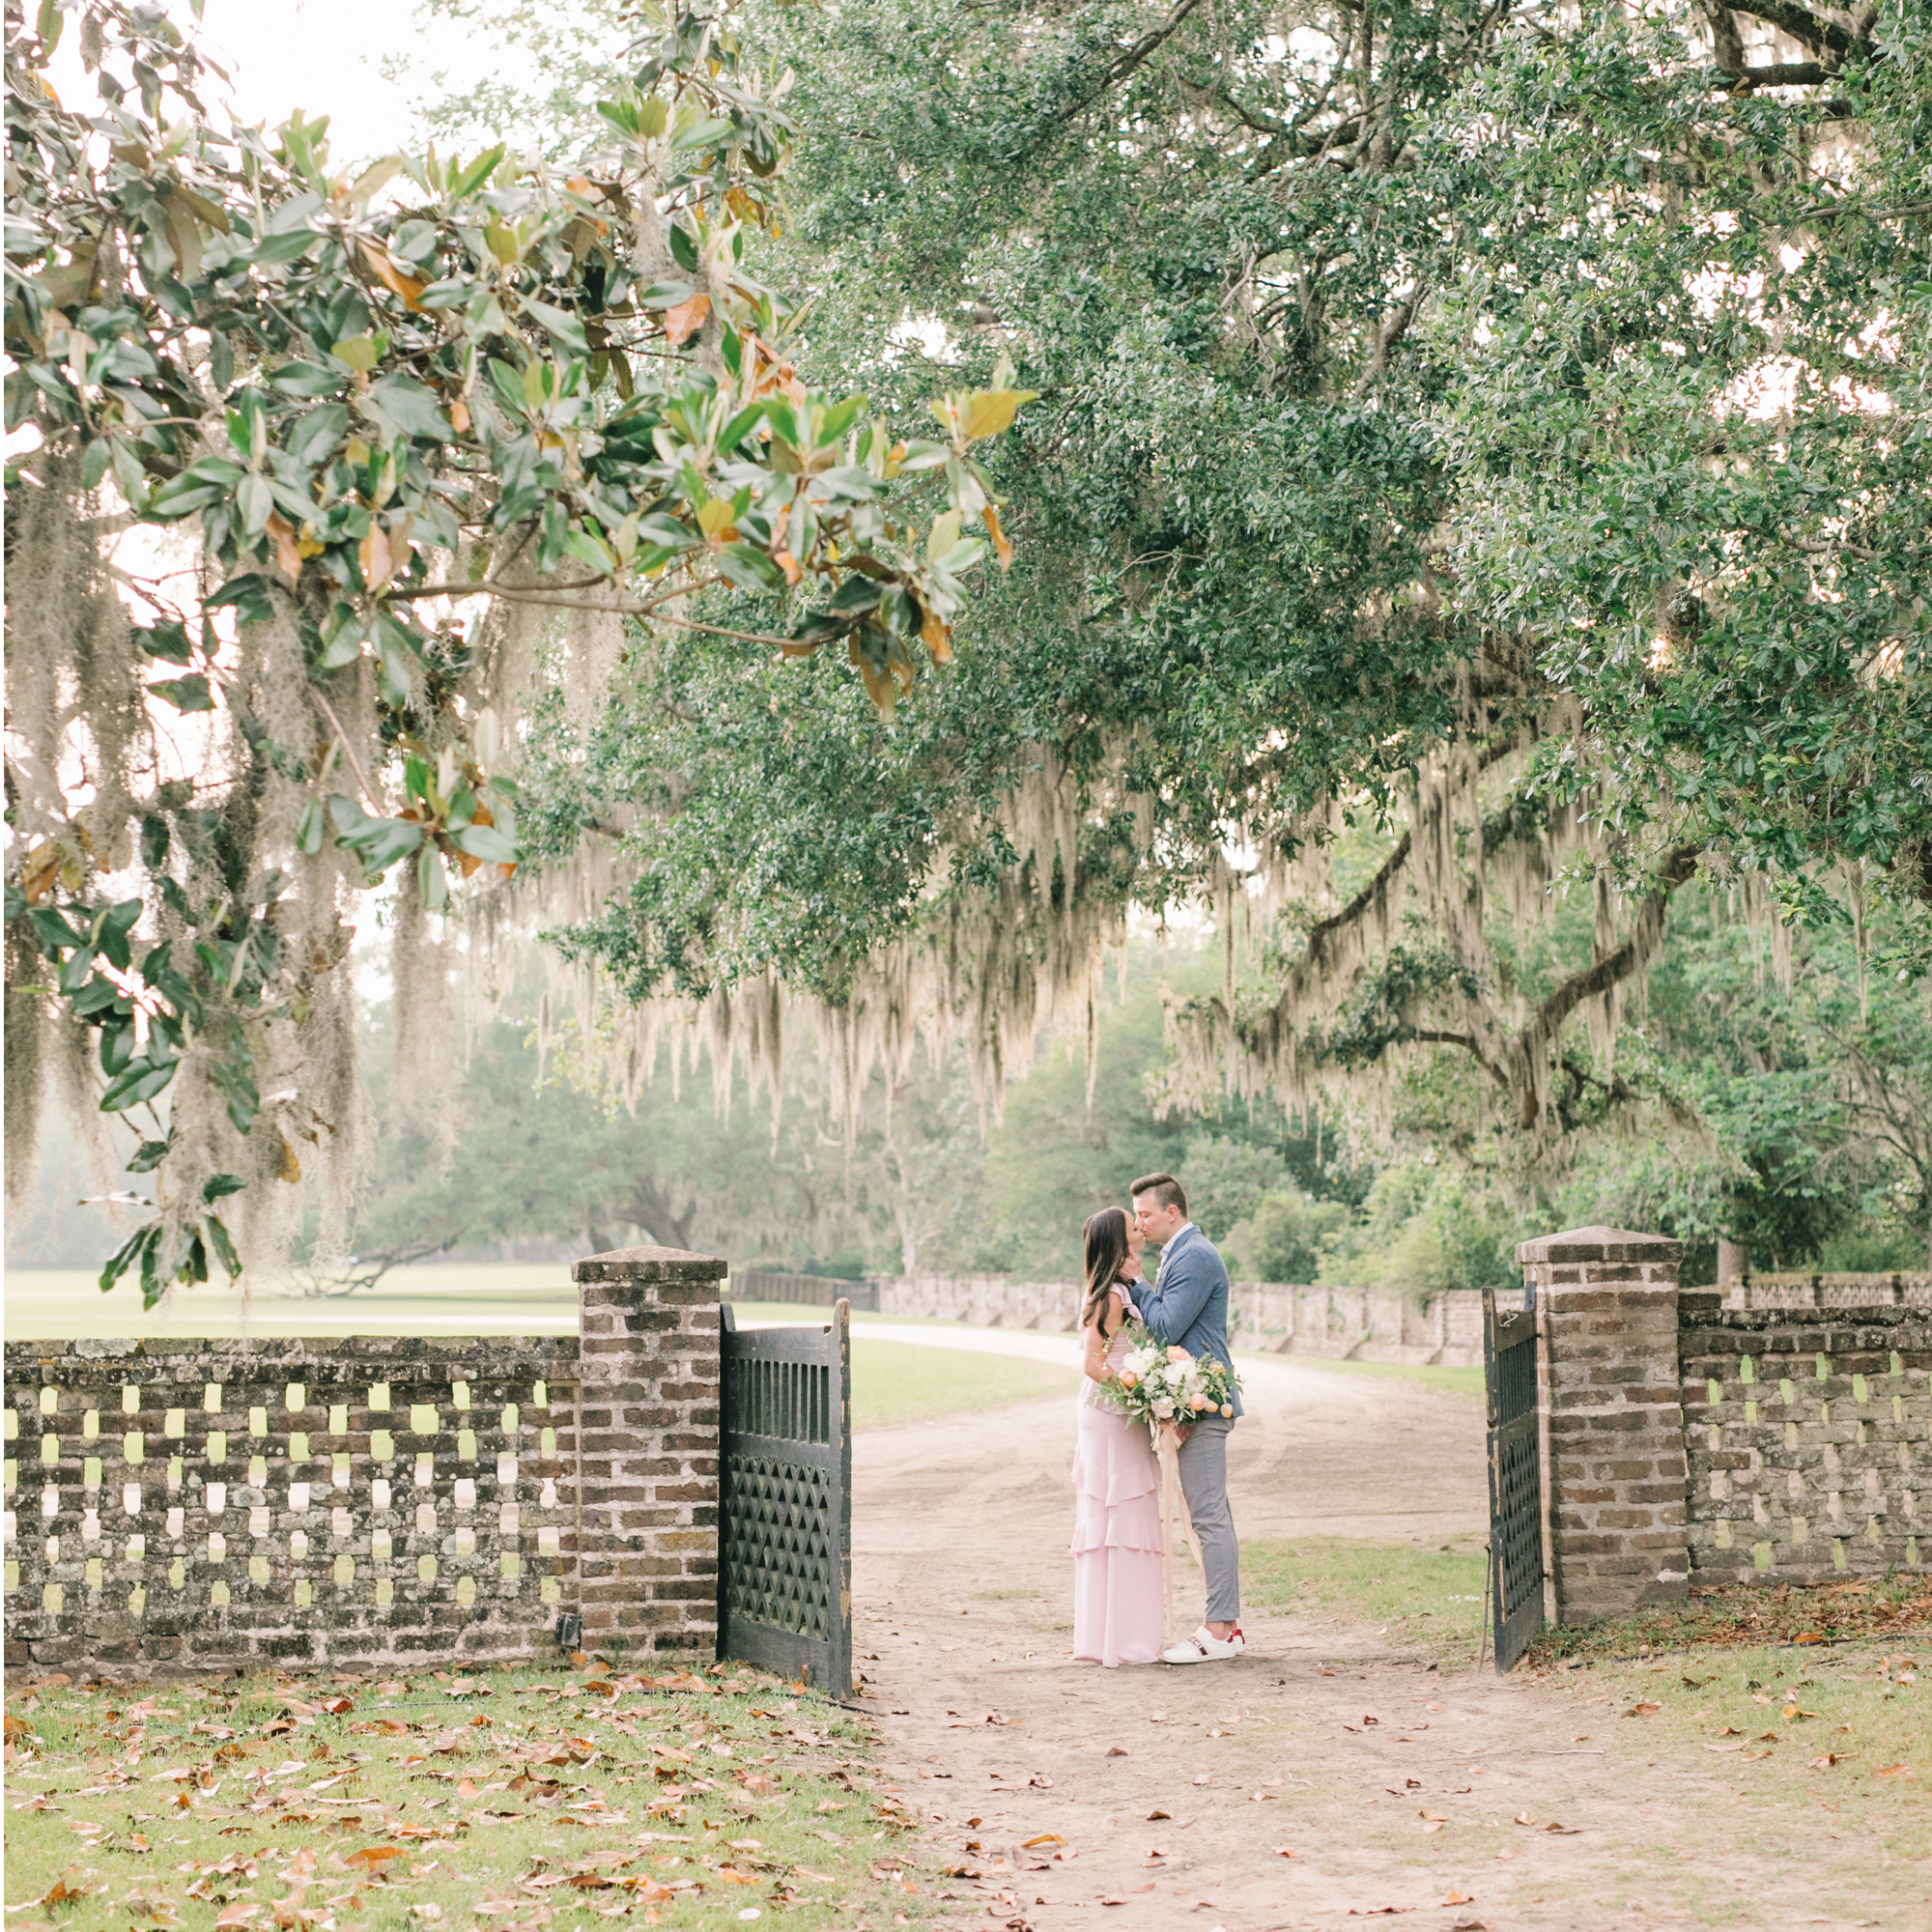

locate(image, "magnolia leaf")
[[714, 542, 789, 592], [663, 292, 710, 347], [521, 297, 589, 355], [270, 360, 347, 397], [348, 156, 404, 202], [366, 373, 452, 441], [266, 512, 303, 583], [250, 227, 318, 267], [236, 471, 273, 536], [448, 144, 506, 200], [206, 1214, 242, 1278], [981, 503, 1013, 569], [960, 387, 1037, 440], [359, 240, 428, 309], [101, 1056, 178, 1112], [451, 822, 518, 864], [297, 797, 327, 856], [149, 673, 214, 713], [329, 332, 382, 374]]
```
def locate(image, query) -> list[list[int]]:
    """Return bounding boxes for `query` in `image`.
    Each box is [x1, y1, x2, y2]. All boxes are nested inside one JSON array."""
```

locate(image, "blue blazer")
[[1137, 1223, 1242, 1417]]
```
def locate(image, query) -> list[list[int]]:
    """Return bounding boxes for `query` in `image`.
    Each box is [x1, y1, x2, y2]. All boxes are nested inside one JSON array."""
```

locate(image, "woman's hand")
[[1120, 1250, 1144, 1285]]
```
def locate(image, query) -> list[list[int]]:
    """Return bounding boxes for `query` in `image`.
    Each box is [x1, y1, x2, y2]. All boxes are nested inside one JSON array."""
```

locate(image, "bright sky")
[[46, 0, 493, 163], [195, 0, 431, 160]]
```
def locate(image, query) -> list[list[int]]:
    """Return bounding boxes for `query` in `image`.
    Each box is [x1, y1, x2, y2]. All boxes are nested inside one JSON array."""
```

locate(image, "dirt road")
[[850, 1369, 1921, 1932]]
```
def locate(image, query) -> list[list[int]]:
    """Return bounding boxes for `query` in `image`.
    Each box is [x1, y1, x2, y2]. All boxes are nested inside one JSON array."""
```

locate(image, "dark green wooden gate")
[[1483, 1283, 1546, 1673], [717, 1299, 852, 1696]]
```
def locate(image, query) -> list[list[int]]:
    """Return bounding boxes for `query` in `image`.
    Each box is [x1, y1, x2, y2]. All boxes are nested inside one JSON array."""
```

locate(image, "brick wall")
[[1517, 1227, 1691, 1623], [3, 1247, 725, 1677], [574, 1246, 726, 1661], [873, 1273, 1484, 1365], [1680, 1298, 1931, 1583]]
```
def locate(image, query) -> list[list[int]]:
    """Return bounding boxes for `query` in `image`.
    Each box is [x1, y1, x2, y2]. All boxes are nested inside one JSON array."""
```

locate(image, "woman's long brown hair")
[[1082, 1207, 1132, 1336]]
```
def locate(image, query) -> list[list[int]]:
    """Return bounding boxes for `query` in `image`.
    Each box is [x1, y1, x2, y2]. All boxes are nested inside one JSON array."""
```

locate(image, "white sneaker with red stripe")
[[1161, 1625, 1245, 1664]]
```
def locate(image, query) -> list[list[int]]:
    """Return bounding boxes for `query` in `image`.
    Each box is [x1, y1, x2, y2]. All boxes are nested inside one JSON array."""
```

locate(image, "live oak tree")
[[505, 0, 1930, 1236], [13, 0, 1931, 1297], [1, 0, 1033, 1302]]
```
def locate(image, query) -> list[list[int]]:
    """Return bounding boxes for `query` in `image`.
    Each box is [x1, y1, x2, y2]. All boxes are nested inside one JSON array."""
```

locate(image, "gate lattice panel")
[[718, 1302, 851, 1695], [1484, 1284, 1546, 1673]]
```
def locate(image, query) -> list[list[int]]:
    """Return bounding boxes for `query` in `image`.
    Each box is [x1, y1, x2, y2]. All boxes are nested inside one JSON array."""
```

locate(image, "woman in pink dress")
[[1070, 1206, 1165, 1666]]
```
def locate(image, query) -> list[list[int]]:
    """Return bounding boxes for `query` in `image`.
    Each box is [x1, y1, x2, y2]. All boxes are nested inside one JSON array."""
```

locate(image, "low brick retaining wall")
[[1681, 1297, 1930, 1585], [1514, 1230, 1931, 1629], [2, 1247, 724, 1677], [732, 1270, 880, 1311], [872, 1273, 1484, 1365], [1725, 1271, 1932, 1311]]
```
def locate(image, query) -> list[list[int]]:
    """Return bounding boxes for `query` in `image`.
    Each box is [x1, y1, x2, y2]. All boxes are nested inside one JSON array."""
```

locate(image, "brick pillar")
[[1517, 1226, 1690, 1624], [572, 1246, 726, 1657]]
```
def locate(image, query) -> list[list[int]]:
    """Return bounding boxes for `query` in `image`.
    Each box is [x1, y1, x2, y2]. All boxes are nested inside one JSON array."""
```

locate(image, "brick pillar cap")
[[1516, 1226, 1683, 1266], [573, 1246, 729, 1284]]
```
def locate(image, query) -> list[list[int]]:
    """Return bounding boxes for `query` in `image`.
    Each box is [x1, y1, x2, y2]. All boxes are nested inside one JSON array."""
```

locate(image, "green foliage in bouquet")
[[1102, 1327, 1241, 1443]]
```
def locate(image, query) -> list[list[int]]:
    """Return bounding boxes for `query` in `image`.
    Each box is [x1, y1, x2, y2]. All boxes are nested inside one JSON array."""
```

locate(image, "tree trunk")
[[1717, 1237, 1748, 1285]]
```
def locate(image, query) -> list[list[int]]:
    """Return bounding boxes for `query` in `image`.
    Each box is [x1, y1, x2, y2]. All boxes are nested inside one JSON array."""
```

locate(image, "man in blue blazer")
[[1131, 1172, 1244, 1662]]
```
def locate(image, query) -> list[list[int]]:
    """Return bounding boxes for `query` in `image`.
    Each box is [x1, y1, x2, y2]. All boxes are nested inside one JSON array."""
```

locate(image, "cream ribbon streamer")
[[1154, 1421, 1206, 1645]]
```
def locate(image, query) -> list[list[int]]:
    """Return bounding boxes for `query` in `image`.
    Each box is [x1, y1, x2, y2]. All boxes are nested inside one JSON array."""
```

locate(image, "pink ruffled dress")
[[1070, 1293, 1164, 1666]]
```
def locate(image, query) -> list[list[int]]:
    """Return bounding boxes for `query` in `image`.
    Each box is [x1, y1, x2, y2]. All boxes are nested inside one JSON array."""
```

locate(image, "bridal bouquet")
[[1102, 1326, 1241, 1443]]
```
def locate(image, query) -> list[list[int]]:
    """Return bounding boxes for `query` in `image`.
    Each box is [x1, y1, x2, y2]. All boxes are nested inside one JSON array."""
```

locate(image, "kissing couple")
[[1069, 1173, 1244, 1667]]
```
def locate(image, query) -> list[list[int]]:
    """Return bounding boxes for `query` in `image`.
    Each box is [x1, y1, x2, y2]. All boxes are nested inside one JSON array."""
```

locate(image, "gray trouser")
[[1178, 1414, 1240, 1623]]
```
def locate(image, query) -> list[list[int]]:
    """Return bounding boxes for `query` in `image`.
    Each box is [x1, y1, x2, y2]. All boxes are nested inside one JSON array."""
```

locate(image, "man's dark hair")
[[1130, 1173, 1187, 1216]]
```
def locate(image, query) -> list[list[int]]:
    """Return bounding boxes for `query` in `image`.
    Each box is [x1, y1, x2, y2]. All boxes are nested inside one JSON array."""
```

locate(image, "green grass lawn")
[[1523, 1633, 1932, 1846], [3, 1274, 1074, 1434], [3, 1266, 580, 1340], [848, 1341, 1075, 1431], [2, 1664, 939, 1932], [1237, 1350, 1486, 1401], [1243, 1535, 1492, 1658]]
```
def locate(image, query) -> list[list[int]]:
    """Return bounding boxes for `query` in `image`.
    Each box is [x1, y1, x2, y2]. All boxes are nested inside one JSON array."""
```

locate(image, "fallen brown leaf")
[[43, 1870, 100, 1909]]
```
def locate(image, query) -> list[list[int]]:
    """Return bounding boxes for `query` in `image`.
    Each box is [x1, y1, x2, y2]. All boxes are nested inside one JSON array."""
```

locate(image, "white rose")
[[1152, 1397, 1176, 1418]]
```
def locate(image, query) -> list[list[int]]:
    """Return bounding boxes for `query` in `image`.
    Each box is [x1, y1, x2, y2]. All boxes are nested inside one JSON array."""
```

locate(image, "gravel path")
[[845, 1363, 1909, 1931]]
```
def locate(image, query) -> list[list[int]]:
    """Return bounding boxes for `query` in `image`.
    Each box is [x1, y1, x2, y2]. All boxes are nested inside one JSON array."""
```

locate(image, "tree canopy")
[[516, 0, 1930, 1222], [8, 0, 1931, 1294], [3, 0, 1032, 1301]]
